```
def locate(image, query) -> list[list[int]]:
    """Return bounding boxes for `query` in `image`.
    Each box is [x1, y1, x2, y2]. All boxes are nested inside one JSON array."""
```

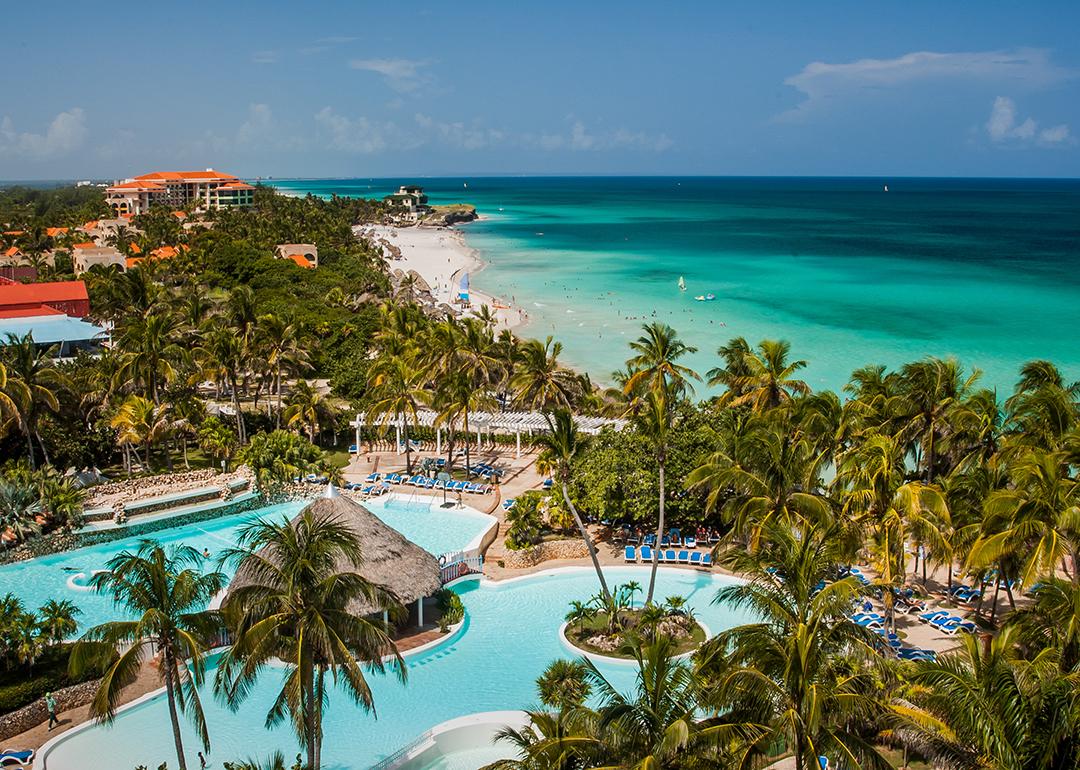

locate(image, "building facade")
[[105, 170, 255, 216]]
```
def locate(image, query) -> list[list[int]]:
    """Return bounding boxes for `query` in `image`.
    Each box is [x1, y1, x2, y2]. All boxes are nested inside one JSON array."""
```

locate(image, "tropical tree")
[[537, 409, 611, 602], [1, 333, 68, 468], [110, 394, 173, 472], [237, 430, 328, 491], [70, 542, 226, 770], [511, 336, 581, 413], [368, 354, 428, 474], [698, 525, 888, 770], [216, 509, 406, 770], [536, 659, 592, 710], [623, 322, 700, 400], [284, 380, 334, 445], [195, 325, 248, 444], [37, 598, 81, 646], [0, 479, 43, 544], [116, 310, 185, 404], [258, 314, 310, 429]]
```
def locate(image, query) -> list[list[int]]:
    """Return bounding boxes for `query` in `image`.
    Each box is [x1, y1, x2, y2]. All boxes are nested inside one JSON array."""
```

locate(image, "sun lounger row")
[[0, 749, 34, 767], [344, 481, 390, 496], [918, 609, 978, 634], [375, 473, 492, 494], [467, 462, 504, 480], [624, 546, 712, 567]]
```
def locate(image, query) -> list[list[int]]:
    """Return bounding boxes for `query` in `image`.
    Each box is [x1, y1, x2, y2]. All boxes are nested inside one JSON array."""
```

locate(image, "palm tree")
[[536, 659, 592, 710], [896, 358, 980, 482], [699, 525, 888, 770], [368, 354, 428, 474], [1004, 577, 1080, 670], [116, 310, 184, 404], [1, 333, 68, 468], [892, 627, 1080, 770], [623, 322, 700, 399], [537, 409, 611, 602], [258, 314, 310, 429], [969, 448, 1080, 587], [38, 599, 81, 645], [511, 336, 581, 412], [0, 480, 43, 544], [726, 339, 811, 413], [564, 600, 597, 637], [637, 388, 675, 606], [195, 325, 248, 444], [284, 380, 333, 445], [216, 510, 406, 770], [110, 394, 173, 473], [70, 542, 226, 770]]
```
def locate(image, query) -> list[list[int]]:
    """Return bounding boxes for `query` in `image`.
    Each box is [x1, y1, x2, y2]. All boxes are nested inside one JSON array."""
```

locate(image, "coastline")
[[358, 223, 531, 333]]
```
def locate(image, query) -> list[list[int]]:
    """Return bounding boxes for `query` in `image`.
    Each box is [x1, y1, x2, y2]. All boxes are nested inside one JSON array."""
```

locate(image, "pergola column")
[[354, 413, 361, 454], [395, 425, 402, 454], [515, 430, 521, 459], [417, 597, 424, 627], [436, 427, 442, 455]]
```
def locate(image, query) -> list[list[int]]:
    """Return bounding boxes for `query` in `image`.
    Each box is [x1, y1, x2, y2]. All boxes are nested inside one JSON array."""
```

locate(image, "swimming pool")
[[40, 567, 755, 770], [0, 495, 494, 633]]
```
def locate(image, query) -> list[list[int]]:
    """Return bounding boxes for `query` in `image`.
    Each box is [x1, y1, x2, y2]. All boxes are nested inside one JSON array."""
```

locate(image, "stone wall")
[[0, 677, 102, 741], [84, 468, 253, 510], [502, 538, 589, 569]]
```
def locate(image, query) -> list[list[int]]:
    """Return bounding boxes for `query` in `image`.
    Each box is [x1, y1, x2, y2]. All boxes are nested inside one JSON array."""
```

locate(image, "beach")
[[358, 223, 529, 332]]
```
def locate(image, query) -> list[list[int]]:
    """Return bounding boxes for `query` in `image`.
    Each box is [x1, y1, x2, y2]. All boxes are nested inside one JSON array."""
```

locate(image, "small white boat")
[[694, 293, 716, 302], [884, 184, 889, 192], [678, 276, 686, 291]]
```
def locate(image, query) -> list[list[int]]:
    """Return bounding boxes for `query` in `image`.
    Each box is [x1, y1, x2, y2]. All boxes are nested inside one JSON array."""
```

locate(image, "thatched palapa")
[[225, 487, 441, 616]]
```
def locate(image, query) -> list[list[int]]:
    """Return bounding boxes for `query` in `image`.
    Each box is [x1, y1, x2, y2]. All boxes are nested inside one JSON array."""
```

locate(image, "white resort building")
[[105, 169, 255, 216], [384, 184, 430, 222]]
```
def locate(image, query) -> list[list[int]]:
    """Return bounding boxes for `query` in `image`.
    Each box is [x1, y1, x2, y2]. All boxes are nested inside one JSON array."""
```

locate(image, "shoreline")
[[358, 223, 532, 333]]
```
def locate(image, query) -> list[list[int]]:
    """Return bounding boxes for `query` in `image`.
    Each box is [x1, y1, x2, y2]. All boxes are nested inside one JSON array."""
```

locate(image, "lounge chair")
[[624, 546, 637, 563], [702, 553, 712, 567], [689, 552, 702, 566], [502, 499, 516, 511], [640, 545, 653, 562], [660, 536, 671, 548], [385, 473, 402, 484], [677, 550, 690, 564], [684, 536, 697, 549], [943, 619, 978, 635], [0, 750, 35, 767], [665, 549, 677, 563], [897, 648, 936, 661], [818, 757, 829, 770], [852, 616, 884, 629], [364, 472, 380, 483], [919, 609, 949, 624], [929, 615, 963, 630], [542, 479, 554, 490]]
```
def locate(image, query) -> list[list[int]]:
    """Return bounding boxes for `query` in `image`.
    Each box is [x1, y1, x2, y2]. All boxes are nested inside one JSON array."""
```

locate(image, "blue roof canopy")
[[0, 314, 107, 345]]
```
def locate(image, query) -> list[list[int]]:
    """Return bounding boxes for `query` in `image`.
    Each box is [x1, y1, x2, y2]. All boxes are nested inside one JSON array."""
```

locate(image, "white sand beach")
[[358, 224, 529, 331]]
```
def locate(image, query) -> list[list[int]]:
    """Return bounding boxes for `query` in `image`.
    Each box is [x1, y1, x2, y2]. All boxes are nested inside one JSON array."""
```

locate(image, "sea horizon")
[[273, 176, 1080, 397]]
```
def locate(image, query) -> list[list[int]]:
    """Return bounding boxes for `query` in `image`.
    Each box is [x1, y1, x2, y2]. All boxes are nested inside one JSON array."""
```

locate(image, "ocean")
[[272, 177, 1080, 395]]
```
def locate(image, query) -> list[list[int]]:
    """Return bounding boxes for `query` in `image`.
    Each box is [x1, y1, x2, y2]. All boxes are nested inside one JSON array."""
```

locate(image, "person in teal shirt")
[[45, 691, 59, 729]]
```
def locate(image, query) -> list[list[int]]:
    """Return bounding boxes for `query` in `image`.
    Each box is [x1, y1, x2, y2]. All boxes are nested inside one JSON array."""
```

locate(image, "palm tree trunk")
[[275, 365, 282, 429], [231, 381, 245, 444], [646, 458, 665, 606], [463, 408, 471, 478], [22, 419, 36, 469], [403, 418, 413, 474], [163, 650, 189, 770], [562, 478, 611, 601]]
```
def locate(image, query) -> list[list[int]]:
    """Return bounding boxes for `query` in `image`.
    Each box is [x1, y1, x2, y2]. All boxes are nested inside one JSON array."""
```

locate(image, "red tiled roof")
[[2, 230, 25, 236], [218, 182, 255, 190], [45, 227, 69, 237], [3, 247, 20, 258], [108, 181, 165, 190], [0, 280, 88, 306], [73, 242, 97, 250], [0, 304, 65, 319], [128, 242, 142, 254], [172, 211, 187, 219], [149, 244, 188, 260], [287, 254, 314, 268], [81, 221, 99, 230], [134, 170, 239, 181]]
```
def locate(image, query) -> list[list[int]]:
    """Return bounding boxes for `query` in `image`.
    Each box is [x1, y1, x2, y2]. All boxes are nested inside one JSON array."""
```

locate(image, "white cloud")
[[986, 96, 1072, 147], [0, 108, 87, 158], [414, 113, 504, 150], [781, 48, 1075, 121], [349, 58, 430, 92], [314, 107, 414, 153], [527, 119, 672, 153]]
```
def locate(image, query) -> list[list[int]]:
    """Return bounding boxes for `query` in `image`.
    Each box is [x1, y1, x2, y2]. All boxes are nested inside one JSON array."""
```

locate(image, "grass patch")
[[564, 610, 706, 659], [0, 645, 111, 715]]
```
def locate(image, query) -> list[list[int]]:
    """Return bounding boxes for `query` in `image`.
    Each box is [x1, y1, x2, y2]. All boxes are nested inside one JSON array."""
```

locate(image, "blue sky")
[[1, 1, 1078, 179]]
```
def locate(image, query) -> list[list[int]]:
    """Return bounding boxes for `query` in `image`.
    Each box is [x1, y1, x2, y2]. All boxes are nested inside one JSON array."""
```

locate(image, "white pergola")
[[351, 410, 626, 459]]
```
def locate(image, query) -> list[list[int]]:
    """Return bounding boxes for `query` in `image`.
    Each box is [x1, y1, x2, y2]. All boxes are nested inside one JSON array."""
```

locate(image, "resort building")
[[0, 247, 38, 282], [105, 169, 255, 216], [384, 184, 430, 222], [275, 243, 318, 268], [0, 280, 91, 318], [72, 243, 125, 274]]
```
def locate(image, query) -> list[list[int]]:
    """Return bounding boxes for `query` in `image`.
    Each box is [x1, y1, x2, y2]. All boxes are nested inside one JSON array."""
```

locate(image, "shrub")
[[435, 589, 464, 632]]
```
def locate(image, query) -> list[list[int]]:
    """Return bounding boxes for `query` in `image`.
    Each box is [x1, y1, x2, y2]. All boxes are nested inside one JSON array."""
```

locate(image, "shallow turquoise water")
[[0, 496, 490, 632], [277, 177, 1080, 394], [43, 567, 753, 770]]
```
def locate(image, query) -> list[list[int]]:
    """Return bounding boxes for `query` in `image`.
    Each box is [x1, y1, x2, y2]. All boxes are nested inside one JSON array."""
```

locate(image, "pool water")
[[43, 567, 755, 770], [0, 496, 493, 632]]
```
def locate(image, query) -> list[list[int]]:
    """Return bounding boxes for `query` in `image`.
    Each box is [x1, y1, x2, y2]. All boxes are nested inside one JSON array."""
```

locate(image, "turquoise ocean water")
[[274, 177, 1080, 394]]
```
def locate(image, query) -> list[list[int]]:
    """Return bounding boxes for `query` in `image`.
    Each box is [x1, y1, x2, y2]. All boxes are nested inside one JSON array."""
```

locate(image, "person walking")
[[45, 691, 59, 730], [198, 751, 208, 769]]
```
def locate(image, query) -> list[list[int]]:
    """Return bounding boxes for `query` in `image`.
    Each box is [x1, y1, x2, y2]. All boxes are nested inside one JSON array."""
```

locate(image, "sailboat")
[[884, 184, 889, 192], [678, 276, 686, 291]]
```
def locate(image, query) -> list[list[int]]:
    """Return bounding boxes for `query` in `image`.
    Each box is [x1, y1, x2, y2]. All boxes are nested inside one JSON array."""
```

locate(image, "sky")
[[1, 1, 1079, 180]]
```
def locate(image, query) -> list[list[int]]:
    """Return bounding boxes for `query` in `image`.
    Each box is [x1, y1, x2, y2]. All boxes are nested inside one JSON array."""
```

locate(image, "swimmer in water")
[[203, 548, 211, 559]]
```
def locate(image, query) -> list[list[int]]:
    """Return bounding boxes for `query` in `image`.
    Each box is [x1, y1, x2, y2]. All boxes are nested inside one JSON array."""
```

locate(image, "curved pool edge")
[[373, 709, 530, 769], [557, 617, 713, 665]]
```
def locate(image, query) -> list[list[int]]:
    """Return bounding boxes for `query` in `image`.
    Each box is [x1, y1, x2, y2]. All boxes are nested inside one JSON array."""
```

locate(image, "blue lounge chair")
[[689, 552, 702, 566], [685, 536, 697, 548], [644, 534, 656, 546], [853, 616, 883, 629], [624, 546, 637, 563], [919, 610, 950, 624], [502, 498, 516, 511], [656, 549, 667, 564], [665, 549, 677, 563], [943, 619, 978, 635], [819, 757, 829, 770], [677, 550, 689, 564], [364, 472, 380, 483], [640, 545, 653, 562], [384, 473, 401, 484], [0, 750, 35, 767], [930, 615, 963, 630], [348, 444, 358, 454], [542, 478, 554, 490], [660, 536, 671, 548], [702, 553, 712, 567]]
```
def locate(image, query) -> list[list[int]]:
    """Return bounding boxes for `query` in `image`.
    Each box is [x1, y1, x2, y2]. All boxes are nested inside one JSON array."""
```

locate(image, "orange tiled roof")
[[0, 280, 88, 306], [81, 220, 99, 230], [172, 211, 187, 219], [218, 182, 255, 190], [3, 230, 25, 236], [149, 244, 188, 260], [134, 170, 239, 182], [3, 247, 21, 258], [109, 181, 165, 190], [73, 242, 97, 250], [45, 227, 69, 237], [287, 254, 314, 269], [126, 257, 143, 268], [128, 242, 142, 254]]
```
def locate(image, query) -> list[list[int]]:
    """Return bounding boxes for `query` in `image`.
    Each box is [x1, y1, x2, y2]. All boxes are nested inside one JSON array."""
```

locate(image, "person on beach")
[[198, 751, 208, 769], [45, 691, 59, 729]]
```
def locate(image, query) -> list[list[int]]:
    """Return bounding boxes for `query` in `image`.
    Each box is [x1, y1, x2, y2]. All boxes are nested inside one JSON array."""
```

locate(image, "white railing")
[[438, 549, 483, 584]]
